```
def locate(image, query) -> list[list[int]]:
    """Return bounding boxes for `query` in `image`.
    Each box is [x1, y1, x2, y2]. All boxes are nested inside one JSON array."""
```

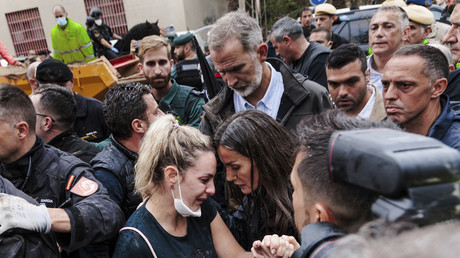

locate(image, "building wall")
[[123, 0, 186, 32], [0, 0, 226, 57], [183, 0, 227, 29]]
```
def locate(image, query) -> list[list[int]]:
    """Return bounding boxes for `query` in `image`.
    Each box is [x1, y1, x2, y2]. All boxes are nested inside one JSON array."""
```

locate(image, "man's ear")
[[132, 118, 147, 134], [29, 78, 39, 92], [313, 203, 337, 224], [138, 62, 144, 74], [256, 43, 268, 62], [164, 165, 178, 185], [282, 35, 291, 45], [430, 78, 448, 98], [184, 44, 191, 55], [41, 117, 53, 132], [16, 121, 30, 140], [65, 79, 74, 91], [424, 26, 432, 39], [365, 68, 370, 85], [402, 26, 410, 43]]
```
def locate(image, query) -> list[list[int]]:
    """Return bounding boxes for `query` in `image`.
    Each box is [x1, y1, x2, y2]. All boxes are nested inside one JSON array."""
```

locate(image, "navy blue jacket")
[[427, 94, 460, 152], [91, 135, 141, 219]]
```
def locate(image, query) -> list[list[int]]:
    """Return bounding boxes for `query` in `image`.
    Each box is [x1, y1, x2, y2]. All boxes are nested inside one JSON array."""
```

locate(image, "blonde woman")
[[113, 115, 295, 257]]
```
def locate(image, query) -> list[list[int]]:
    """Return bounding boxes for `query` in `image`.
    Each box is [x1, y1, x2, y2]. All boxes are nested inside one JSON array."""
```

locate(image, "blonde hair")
[[135, 114, 214, 198], [137, 35, 172, 62]]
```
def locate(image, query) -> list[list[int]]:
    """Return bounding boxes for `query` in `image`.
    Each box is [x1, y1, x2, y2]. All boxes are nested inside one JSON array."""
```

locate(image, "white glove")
[[0, 193, 51, 235]]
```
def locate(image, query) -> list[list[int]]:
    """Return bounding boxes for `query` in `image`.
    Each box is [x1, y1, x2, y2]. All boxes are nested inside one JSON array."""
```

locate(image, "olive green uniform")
[[161, 80, 205, 128]]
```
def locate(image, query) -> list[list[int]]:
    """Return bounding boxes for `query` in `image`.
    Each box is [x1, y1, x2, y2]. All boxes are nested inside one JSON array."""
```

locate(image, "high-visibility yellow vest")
[[51, 17, 96, 64]]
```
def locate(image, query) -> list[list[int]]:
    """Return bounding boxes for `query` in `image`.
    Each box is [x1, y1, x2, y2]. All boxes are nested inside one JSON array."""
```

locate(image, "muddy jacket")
[[0, 136, 124, 253], [48, 129, 100, 163], [199, 58, 332, 136], [74, 93, 110, 143]]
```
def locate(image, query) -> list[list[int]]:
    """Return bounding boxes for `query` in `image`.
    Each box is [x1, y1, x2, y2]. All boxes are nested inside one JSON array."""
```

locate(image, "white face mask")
[[56, 17, 67, 27], [95, 19, 103, 26], [171, 173, 201, 217]]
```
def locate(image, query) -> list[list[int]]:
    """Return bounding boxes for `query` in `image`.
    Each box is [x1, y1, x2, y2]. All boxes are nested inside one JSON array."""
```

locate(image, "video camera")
[[328, 128, 460, 226]]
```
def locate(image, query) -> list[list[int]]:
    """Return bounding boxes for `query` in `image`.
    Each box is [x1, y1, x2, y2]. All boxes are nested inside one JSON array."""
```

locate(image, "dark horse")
[[114, 20, 161, 54]]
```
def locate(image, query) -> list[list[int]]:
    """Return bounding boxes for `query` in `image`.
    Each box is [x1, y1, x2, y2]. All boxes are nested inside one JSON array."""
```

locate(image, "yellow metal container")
[[0, 66, 30, 95], [71, 61, 118, 101], [0, 60, 118, 101]]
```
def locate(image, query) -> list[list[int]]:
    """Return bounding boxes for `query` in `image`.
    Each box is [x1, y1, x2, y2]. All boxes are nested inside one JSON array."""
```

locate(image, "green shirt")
[[161, 80, 205, 128]]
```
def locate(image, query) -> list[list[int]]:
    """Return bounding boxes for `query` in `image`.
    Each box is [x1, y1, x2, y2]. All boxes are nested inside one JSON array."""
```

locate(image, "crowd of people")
[[1, 0, 460, 257]]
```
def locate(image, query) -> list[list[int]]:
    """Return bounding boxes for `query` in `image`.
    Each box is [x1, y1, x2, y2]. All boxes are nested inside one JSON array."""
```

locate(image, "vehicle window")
[[349, 19, 369, 45], [338, 22, 350, 42]]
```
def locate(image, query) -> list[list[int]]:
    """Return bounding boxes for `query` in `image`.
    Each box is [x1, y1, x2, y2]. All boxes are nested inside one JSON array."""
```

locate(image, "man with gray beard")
[[199, 10, 332, 137]]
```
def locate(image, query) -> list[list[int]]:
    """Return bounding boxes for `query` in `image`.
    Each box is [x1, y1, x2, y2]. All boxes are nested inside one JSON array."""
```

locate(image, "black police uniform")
[[48, 129, 101, 163], [331, 33, 348, 50], [0, 137, 124, 255], [74, 93, 111, 143], [91, 23, 118, 59]]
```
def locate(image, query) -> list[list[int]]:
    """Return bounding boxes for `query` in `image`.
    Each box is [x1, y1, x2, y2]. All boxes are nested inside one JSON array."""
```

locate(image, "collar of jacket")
[[267, 58, 311, 125], [47, 129, 76, 147], [1, 136, 44, 185], [293, 222, 346, 258], [74, 93, 88, 118], [427, 94, 455, 139], [110, 135, 138, 161]]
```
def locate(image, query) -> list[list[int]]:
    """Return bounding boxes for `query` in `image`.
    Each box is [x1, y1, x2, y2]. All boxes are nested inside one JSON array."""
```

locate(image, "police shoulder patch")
[[70, 176, 98, 196], [190, 89, 203, 96], [94, 32, 100, 38]]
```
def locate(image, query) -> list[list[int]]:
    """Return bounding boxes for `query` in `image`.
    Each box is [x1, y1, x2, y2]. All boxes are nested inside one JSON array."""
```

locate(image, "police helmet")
[[90, 7, 102, 18], [86, 17, 95, 27]]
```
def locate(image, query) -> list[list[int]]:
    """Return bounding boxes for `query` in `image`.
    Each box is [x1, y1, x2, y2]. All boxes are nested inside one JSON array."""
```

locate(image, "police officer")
[[0, 84, 124, 257], [404, 4, 434, 45], [172, 33, 203, 90], [86, 16, 95, 38], [138, 35, 205, 128], [90, 7, 122, 60], [35, 58, 111, 143], [314, 3, 348, 49]]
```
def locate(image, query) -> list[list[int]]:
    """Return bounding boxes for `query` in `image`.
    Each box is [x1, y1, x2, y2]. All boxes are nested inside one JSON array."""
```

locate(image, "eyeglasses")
[[36, 113, 56, 122]]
